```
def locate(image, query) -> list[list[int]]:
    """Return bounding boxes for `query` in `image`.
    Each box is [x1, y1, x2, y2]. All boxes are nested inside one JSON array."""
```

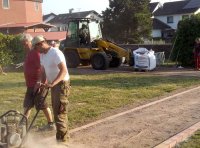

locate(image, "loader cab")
[[64, 18, 102, 48]]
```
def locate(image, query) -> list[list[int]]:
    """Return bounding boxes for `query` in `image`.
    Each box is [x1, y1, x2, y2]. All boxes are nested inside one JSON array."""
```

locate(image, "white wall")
[[155, 13, 192, 30], [86, 12, 103, 22]]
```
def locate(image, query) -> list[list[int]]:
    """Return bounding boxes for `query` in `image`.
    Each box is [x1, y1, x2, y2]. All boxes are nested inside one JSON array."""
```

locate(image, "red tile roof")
[[0, 22, 54, 28], [0, 22, 66, 41], [28, 31, 67, 41]]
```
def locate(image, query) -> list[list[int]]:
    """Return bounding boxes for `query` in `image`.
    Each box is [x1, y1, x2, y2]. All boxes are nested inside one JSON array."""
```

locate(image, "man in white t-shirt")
[[32, 35, 70, 144]]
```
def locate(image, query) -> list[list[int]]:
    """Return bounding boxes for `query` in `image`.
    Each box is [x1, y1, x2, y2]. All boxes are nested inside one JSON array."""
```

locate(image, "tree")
[[172, 14, 200, 66], [0, 33, 24, 70], [102, 0, 152, 44]]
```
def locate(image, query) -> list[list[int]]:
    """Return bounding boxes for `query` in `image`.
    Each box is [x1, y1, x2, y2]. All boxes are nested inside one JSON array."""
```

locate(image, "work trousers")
[[51, 80, 70, 141]]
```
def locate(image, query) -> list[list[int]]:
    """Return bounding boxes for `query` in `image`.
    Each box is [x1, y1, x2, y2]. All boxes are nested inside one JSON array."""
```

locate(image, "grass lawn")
[[176, 130, 200, 148], [0, 70, 200, 128]]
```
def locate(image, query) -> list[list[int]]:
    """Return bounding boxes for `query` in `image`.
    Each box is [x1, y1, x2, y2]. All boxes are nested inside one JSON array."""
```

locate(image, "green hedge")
[[0, 33, 24, 66], [172, 14, 200, 66]]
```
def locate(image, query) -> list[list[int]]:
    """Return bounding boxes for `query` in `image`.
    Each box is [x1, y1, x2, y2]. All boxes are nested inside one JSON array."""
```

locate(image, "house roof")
[[154, 0, 199, 16], [183, 0, 200, 9], [43, 13, 57, 21], [48, 10, 100, 24], [28, 31, 67, 41], [149, 2, 159, 13], [0, 22, 54, 29], [153, 18, 172, 30]]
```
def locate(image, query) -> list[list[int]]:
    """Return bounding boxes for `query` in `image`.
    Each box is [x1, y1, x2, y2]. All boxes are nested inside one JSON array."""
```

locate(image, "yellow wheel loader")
[[60, 18, 133, 70]]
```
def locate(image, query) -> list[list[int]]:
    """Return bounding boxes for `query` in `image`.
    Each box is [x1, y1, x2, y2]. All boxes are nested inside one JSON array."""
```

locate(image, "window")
[[34, 2, 39, 11], [182, 15, 189, 20], [2, 0, 9, 9], [167, 16, 173, 23], [68, 22, 78, 39]]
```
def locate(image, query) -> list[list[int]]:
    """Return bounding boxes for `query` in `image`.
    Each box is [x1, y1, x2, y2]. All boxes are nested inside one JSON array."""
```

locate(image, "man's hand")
[[44, 82, 55, 88], [34, 82, 41, 94], [33, 82, 45, 94]]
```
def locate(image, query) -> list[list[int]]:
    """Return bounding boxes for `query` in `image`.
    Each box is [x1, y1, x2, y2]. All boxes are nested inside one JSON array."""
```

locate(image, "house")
[[0, 0, 50, 34], [150, 0, 200, 40], [152, 18, 172, 39], [44, 10, 103, 32], [43, 13, 57, 23], [0, 0, 66, 41], [0, 0, 43, 25]]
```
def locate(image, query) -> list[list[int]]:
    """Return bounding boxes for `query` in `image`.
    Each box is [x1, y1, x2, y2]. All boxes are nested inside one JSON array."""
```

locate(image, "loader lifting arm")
[[95, 39, 132, 62]]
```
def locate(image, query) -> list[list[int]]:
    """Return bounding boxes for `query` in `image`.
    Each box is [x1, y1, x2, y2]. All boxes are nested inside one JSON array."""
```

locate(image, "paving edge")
[[70, 86, 200, 134], [154, 121, 200, 148]]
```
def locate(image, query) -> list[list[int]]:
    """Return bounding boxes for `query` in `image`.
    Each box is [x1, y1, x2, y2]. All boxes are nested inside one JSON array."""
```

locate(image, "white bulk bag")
[[133, 48, 156, 70]]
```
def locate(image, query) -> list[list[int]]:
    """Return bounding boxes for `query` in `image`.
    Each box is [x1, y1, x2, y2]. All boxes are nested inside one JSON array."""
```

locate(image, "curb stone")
[[154, 121, 200, 148]]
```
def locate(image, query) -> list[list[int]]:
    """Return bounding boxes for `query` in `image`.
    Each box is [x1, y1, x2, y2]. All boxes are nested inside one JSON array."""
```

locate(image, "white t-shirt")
[[40, 47, 70, 83]]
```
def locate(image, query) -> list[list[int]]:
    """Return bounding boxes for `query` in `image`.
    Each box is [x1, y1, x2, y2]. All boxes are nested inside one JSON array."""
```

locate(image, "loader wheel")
[[109, 57, 122, 67], [124, 57, 134, 67], [129, 55, 134, 66], [64, 50, 80, 68], [91, 52, 109, 70]]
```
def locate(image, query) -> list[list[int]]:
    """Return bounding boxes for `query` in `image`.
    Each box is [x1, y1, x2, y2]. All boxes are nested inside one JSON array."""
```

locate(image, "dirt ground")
[[69, 65, 200, 77], [27, 66, 200, 148]]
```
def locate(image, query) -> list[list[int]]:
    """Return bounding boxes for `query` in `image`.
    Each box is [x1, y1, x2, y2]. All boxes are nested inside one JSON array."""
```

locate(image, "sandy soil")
[[26, 66, 200, 148], [64, 87, 200, 148]]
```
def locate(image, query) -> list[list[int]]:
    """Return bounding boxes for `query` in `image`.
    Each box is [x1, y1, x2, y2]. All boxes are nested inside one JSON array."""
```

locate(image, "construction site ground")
[[27, 66, 200, 148]]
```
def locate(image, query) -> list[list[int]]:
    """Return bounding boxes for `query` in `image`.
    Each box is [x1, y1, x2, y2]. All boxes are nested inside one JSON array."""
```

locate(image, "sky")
[[42, 0, 109, 15], [42, 0, 183, 15]]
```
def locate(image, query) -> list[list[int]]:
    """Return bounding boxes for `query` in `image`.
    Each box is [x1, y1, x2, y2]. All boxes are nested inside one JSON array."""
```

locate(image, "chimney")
[[69, 8, 74, 14]]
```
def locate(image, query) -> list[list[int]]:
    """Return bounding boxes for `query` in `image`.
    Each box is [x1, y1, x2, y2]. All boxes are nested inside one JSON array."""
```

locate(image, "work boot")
[[39, 122, 56, 131]]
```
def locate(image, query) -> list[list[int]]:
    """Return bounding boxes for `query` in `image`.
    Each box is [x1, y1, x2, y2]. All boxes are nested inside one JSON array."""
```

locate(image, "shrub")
[[0, 33, 24, 67], [172, 14, 200, 66]]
